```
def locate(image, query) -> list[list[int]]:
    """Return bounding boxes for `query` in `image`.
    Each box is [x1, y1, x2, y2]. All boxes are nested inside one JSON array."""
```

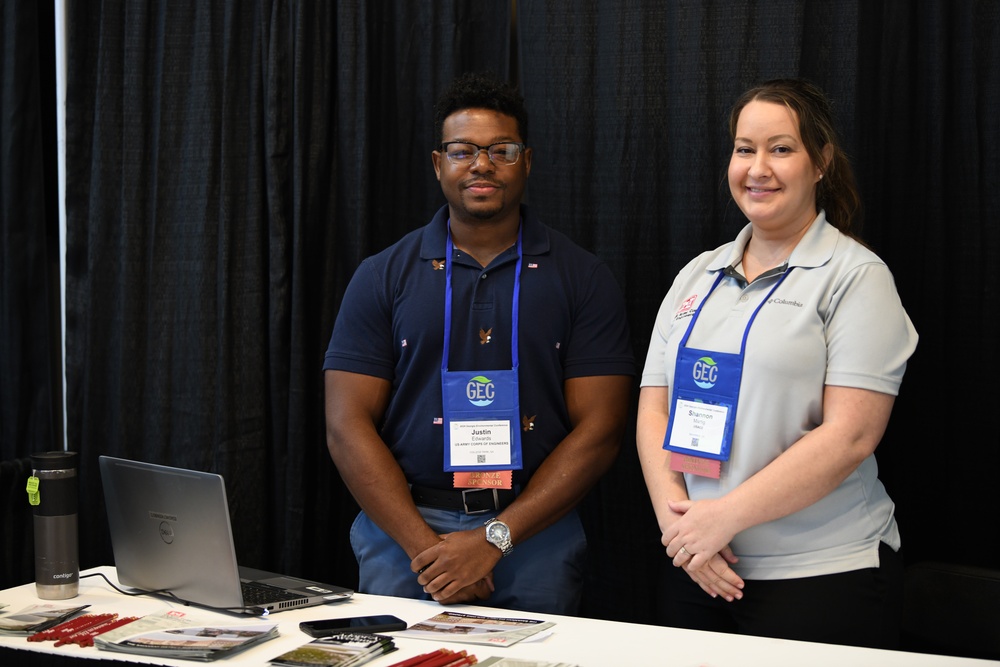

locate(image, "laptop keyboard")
[[240, 581, 305, 606]]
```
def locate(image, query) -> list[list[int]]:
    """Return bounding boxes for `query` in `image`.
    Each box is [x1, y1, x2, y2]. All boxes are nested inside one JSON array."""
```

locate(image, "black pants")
[[657, 542, 903, 650]]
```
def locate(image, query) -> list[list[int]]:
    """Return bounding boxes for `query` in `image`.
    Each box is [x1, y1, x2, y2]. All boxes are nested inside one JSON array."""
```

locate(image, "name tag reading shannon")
[[448, 420, 512, 467], [667, 399, 729, 457]]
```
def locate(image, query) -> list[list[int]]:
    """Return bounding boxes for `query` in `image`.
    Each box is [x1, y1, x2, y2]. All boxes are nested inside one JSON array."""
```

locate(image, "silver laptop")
[[99, 455, 353, 615]]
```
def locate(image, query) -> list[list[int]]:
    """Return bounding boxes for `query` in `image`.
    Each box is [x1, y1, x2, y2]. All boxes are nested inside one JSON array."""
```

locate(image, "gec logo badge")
[[466, 376, 495, 406], [692, 357, 718, 389]]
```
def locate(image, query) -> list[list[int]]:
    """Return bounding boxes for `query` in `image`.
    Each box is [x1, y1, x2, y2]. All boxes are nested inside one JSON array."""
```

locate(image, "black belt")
[[411, 485, 516, 515]]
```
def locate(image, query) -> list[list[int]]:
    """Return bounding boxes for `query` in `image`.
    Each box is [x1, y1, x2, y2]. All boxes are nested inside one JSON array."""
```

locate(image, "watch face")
[[488, 521, 509, 541]]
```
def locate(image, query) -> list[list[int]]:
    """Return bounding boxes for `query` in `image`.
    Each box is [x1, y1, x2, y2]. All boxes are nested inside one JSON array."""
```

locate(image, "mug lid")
[[30, 451, 79, 470]]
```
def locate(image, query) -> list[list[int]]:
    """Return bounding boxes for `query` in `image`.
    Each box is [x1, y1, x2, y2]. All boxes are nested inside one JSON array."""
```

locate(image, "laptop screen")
[[99, 455, 250, 609]]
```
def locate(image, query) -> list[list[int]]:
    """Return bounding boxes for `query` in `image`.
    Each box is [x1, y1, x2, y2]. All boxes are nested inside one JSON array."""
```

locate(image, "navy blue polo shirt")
[[324, 205, 635, 489]]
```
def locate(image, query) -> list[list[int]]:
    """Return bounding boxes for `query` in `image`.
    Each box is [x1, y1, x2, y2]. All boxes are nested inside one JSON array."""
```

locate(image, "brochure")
[[269, 632, 397, 666], [395, 611, 555, 648], [0, 603, 90, 635], [94, 609, 279, 662]]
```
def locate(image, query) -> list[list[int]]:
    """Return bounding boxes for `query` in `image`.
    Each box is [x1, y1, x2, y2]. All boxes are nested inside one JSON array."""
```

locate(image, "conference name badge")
[[667, 399, 728, 457], [449, 420, 512, 467], [441, 369, 523, 474], [664, 349, 742, 479]]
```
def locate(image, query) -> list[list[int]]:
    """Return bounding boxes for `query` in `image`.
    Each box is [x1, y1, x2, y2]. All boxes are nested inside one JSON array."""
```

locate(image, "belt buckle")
[[461, 488, 498, 515]]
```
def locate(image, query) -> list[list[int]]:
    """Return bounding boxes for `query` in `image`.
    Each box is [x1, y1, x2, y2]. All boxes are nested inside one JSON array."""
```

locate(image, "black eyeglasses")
[[439, 142, 526, 166]]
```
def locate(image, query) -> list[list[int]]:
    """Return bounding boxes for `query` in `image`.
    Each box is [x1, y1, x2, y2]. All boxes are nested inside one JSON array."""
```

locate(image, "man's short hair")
[[434, 72, 528, 143]]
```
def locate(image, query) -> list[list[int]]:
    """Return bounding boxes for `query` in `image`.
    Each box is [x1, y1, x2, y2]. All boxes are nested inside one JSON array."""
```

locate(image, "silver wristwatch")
[[484, 518, 513, 557]]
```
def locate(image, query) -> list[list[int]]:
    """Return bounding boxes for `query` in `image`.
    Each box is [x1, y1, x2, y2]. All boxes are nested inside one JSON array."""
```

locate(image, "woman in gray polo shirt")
[[637, 78, 917, 649]]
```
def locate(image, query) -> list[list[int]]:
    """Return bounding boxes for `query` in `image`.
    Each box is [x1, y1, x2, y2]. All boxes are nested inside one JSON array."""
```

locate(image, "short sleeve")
[[824, 262, 918, 395], [323, 259, 396, 380], [562, 261, 635, 379]]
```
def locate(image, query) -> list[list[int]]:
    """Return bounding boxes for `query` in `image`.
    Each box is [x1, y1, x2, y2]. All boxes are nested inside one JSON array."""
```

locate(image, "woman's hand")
[[663, 498, 745, 601]]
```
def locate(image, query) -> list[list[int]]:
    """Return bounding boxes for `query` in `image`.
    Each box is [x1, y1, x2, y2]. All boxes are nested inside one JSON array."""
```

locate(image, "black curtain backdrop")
[[517, 0, 1000, 621], [0, 1, 59, 589], [61, 1, 509, 593], [0, 4, 59, 462], [517, 0, 871, 622], [516, 0, 1000, 622], [2, 0, 997, 626]]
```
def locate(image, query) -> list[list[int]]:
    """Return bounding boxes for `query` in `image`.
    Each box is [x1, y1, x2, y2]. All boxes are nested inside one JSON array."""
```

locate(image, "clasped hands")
[[410, 529, 501, 605], [662, 498, 745, 602]]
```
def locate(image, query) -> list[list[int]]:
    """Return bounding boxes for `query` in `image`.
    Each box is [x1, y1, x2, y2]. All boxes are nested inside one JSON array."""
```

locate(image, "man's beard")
[[462, 192, 505, 220], [468, 204, 504, 220]]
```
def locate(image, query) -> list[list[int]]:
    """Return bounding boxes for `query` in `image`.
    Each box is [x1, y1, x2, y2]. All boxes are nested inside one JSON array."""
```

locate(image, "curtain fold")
[[0, 0, 59, 464], [0, 0, 58, 589], [516, 0, 1000, 620], [852, 0, 1000, 564], [64, 0, 510, 585]]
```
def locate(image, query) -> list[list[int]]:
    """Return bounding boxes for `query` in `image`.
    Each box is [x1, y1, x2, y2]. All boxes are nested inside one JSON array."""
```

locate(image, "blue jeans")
[[350, 506, 587, 615]]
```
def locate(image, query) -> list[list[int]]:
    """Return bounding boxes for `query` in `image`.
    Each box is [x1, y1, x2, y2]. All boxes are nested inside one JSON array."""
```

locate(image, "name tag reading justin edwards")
[[449, 420, 512, 467]]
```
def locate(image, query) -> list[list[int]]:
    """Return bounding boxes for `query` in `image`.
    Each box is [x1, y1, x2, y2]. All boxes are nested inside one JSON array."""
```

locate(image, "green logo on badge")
[[693, 357, 718, 389], [466, 376, 495, 406]]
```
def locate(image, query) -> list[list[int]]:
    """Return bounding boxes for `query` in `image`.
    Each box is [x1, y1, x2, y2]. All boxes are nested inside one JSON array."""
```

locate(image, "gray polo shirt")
[[641, 211, 918, 580]]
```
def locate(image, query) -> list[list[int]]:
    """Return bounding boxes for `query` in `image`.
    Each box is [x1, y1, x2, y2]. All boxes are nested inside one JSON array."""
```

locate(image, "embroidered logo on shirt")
[[522, 415, 536, 431], [768, 298, 804, 308], [432, 259, 445, 270], [677, 294, 697, 315], [479, 328, 492, 344]]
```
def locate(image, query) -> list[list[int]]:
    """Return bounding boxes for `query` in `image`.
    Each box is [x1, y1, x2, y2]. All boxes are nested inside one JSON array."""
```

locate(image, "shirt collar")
[[420, 204, 550, 260], [708, 210, 837, 273]]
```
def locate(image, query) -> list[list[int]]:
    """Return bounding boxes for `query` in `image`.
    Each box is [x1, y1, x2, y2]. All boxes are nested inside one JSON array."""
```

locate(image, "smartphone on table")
[[299, 614, 407, 638]]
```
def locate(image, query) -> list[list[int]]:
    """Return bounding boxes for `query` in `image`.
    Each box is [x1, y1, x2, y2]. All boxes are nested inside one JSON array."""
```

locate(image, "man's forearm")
[[497, 374, 632, 545], [328, 427, 440, 559]]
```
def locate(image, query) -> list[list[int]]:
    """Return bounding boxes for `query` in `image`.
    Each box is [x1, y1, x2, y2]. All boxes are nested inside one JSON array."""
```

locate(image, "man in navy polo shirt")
[[323, 72, 634, 614]]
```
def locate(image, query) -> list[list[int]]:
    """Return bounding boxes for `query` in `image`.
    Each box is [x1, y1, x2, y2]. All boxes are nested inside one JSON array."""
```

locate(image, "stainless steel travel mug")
[[29, 451, 79, 599]]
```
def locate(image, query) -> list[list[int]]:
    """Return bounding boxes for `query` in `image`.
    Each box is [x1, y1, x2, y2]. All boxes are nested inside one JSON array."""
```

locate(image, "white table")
[[1, 566, 996, 666]]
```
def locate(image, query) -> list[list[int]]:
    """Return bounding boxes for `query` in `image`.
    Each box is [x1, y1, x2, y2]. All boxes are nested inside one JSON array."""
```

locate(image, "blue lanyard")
[[442, 223, 523, 371], [679, 267, 793, 354]]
